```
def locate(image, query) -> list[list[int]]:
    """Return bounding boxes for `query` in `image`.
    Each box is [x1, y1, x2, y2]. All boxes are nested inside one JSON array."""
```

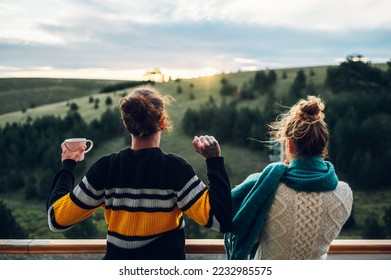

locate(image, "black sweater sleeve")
[[205, 157, 233, 232], [46, 159, 77, 211]]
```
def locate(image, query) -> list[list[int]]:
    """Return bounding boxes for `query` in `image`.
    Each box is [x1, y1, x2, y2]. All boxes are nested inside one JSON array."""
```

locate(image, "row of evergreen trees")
[[220, 69, 278, 99], [0, 108, 124, 198], [325, 57, 391, 190], [182, 97, 268, 149], [326, 55, 391, 93]]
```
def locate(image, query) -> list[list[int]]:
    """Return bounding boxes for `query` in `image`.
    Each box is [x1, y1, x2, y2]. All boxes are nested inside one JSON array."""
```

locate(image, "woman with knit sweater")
[[225, 95, 353, 260], [47, 86, 232, 260]]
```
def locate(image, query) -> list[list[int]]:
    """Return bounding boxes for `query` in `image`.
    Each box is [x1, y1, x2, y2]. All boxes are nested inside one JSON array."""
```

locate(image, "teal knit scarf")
[[224, 156, 338, 260]]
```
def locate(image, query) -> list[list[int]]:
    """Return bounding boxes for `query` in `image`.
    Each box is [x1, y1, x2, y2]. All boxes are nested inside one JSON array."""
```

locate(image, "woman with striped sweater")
[[47, 87, 232, 260]]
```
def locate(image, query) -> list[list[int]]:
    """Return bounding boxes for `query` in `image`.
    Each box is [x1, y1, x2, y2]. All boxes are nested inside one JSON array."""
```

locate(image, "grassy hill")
[[0, 77, 122, 115], [1, 64, 389, 240], [0, 66, 328, 127]]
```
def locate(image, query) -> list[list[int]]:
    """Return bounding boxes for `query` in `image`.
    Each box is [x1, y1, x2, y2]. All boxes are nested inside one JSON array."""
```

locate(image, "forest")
[[1, 55, 391, 241]]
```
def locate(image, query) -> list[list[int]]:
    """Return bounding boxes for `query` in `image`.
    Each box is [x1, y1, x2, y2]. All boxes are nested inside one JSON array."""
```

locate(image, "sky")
[[1, 0, 390, 80]]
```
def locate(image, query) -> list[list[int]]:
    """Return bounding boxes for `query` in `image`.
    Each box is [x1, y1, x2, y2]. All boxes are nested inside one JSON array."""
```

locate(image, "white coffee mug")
[[64, 138, 93, 160]]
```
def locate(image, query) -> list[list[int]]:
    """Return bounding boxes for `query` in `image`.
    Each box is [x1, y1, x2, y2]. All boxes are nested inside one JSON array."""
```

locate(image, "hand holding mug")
[[61, 138, 93, 162]]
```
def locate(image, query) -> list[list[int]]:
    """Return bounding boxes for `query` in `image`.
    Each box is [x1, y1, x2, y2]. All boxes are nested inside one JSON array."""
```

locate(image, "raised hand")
[[192, 135, 221, 159]]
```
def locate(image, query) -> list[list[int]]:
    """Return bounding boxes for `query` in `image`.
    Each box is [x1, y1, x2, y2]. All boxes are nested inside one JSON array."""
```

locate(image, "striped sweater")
[[46, 147, 232, 259]]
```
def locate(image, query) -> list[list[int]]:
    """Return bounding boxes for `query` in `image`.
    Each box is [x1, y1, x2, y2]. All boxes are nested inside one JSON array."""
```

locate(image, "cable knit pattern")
[[255, 181, 353, 260], [292, 193, 323, 258]]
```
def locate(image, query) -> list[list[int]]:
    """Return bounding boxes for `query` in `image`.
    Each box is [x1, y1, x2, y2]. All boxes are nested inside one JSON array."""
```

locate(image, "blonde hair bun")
[[297, 96, 325, 121], [268, 95, 329, 158]]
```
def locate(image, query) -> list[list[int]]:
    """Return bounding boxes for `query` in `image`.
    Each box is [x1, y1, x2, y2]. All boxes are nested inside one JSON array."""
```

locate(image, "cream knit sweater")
[[254, 181, 353, 260]]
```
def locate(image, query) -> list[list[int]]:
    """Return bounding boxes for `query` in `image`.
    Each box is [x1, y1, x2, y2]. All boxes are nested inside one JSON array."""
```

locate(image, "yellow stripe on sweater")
[[52, 194, 96, 226], [105, 207, 183, 237], [183, 190, 210, 226]]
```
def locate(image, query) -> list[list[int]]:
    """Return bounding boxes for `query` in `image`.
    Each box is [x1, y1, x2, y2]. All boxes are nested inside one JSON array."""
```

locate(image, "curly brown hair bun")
[[119, 87, 173, 138]]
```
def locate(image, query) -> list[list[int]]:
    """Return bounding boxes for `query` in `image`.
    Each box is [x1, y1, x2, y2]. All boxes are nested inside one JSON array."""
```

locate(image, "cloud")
[[0, 0, 390, 79], [79, 0, 391, 31], [3, 0, 391, 44]]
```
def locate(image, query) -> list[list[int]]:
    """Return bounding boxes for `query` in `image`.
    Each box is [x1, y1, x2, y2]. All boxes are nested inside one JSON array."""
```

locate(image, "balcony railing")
[[1, 239, 391, 259]]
